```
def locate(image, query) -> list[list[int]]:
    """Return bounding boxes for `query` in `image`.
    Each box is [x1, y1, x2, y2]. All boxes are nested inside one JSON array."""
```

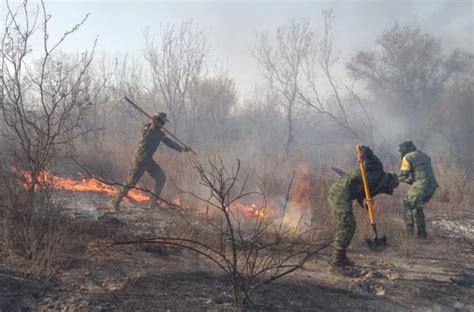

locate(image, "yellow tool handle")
[[356, 144, 375, 225]]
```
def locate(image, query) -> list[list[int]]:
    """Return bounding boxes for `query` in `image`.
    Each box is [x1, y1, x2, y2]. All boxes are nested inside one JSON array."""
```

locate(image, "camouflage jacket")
[[399, 150, 438, 188], [329, 150, 387, 207], [335, 169, 388, 206], [132, 124, 182, 163]]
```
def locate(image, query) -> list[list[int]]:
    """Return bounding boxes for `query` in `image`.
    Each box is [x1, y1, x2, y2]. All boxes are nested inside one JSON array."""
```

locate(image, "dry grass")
[[0, 173, 79, 281], [432, 162, 473, 212], [75, 138, 473, 259]]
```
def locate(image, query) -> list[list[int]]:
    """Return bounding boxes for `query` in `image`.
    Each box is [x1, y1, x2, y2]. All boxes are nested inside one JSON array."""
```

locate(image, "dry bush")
[[244, 155, 337, 229], [0, 173, 77, 281], [74, 141, 133, 181], [0, 0, 94, 283], [433, 161, 473, 211], [114, 156, 330, 306]]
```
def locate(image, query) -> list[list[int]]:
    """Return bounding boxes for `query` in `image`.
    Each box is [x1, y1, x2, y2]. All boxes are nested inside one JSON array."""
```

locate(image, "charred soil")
[[1, 200, 473, 311]]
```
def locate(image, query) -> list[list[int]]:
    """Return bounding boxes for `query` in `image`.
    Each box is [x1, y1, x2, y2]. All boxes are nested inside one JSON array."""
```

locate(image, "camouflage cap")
[[398, 140, 416, 153]]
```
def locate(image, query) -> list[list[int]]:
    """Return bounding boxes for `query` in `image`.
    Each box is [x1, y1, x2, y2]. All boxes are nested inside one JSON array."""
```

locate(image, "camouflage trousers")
[[328, 183, 356, 252], [116, 159, 166, 204], [402, 183, 437, 228]]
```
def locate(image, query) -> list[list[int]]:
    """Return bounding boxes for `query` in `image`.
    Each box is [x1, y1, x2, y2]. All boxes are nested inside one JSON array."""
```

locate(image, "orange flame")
[[13, 167, 150, 203], [231, 202, 267, 219], [171, 196, 181, 206], [19, 170, 269, 218]]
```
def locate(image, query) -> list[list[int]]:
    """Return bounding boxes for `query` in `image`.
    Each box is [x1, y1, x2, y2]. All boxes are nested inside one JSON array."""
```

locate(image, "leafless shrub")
[[0, 0, 98, 192], [433, 161, 473, 210], [254, 19, 315, 154], [0, 0, 94, 281], [0, 171, 75, 281], [144, 20, 209, 138], [254, 11, 371, 155], [114, 156, 330, 306]]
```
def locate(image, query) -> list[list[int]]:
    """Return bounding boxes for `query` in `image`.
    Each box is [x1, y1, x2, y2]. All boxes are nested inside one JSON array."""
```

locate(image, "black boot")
[[332, 250, 354, 267], [112, 194, 124, 212], [417, 225, 428, 239], [331, 250, 357, 277]]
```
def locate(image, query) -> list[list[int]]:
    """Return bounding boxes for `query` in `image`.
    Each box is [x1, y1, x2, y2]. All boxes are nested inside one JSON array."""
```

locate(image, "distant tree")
[[254, 19, 315, 155], [347, 24, 451, 134], [192, 70, 237, 144], [297, 10, 365, 141], [144, 20, 209, 137], [255, 12, 366, 155], [347, 23, 473, 169], [432, 51, 474, 173]]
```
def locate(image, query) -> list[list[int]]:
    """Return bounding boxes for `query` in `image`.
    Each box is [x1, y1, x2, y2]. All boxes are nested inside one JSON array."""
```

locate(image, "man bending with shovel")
[[328, 145, 399, 275], [112, 112, 190, 212]]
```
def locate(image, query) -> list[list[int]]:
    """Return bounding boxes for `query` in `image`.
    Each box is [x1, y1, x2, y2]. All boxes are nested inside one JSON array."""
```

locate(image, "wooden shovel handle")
[[356, 144, 375, 225]]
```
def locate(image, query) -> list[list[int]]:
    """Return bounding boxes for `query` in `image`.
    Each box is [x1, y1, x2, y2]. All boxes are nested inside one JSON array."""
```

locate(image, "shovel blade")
[[367, 235, 387, 252]]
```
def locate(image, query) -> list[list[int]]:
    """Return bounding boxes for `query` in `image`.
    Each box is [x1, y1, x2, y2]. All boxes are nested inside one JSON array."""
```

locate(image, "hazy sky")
[[2, 0, 473, 99]]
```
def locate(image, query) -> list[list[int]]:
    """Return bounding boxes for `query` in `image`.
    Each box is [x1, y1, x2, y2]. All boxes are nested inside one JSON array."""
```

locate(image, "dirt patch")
[[0, 269, 46, 311], [1, 199, 473, 311]]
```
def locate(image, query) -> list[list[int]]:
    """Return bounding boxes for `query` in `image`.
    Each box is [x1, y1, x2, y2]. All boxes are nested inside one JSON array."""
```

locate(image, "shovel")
[[355, 145, 387, 252]]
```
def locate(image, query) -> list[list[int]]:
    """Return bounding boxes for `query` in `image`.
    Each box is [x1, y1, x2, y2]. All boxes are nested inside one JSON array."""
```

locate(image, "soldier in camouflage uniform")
[[328, 146, 399, 270], [398, 141, 438, 239], [112, 113, 190, 211]]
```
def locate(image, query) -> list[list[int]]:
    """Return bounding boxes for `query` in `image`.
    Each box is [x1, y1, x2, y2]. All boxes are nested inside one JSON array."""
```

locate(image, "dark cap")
[[398, 140, 416, 153], [154, 112, 169, 124]]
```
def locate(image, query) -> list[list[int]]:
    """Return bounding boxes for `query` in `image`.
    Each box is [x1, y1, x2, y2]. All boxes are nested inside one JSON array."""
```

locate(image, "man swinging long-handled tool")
[[328, 145, 398, 276], [109, 97, 194, 212]]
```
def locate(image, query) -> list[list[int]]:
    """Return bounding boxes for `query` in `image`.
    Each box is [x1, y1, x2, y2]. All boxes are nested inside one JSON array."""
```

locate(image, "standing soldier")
[[328, 146, 399, 274], [112, 113, 190, 211], [398, 141, 438, 239]]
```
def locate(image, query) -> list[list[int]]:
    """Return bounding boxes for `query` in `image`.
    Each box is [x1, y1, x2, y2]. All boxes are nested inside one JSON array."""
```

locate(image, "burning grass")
[[13, 167, 149, 202]]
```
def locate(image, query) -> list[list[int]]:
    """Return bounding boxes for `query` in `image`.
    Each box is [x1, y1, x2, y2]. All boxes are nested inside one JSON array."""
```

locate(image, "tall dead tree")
[[255, 19, 316, 155], [144, 20, 209, 139], [255, 11, 366, 153], [298, 10, 362, 140]]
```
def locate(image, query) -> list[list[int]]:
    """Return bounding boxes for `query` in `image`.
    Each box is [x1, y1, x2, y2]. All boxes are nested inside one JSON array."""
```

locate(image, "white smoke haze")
[[1, 4, 474, 309], [0, 0, 472, 206]]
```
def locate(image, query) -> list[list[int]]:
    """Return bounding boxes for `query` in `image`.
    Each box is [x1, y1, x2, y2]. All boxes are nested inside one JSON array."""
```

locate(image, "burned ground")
[[0, 1, 472, 311], [1, 197, 472, 311]]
